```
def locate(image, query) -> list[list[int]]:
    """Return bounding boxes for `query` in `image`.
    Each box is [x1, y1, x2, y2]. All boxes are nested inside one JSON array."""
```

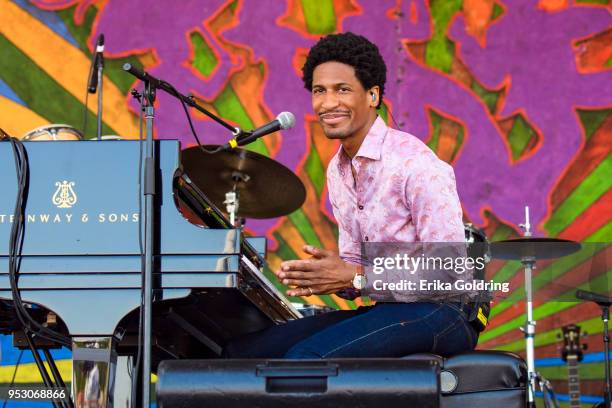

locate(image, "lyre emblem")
[[52, 181, 78, 208]]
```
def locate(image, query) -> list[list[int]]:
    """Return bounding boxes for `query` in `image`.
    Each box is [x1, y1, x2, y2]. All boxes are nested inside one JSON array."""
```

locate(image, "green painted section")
[[377, 102, 389, 124], [56, 6, 144, 95], [471, 80, 499, 114], [577, 109, 611, 141], [507, 114, 536, 161], [485, 245, 610, 337], [304, 141, 326, 197], [56, 6, 95, 53], [492, 3, 505, 20], [488, 222, 515, 242], [424, 109, 464, 163], [288, 209, 323, 248], [273, 232, 299, 260], [212, 84, 270, 156], [426, 0, 462, 73], [606, 56, 612, 67], [494, 315, 604, 352], [539, 361, 609, 381], [427, 110, 442, 151], [189, 31, 219, 78], [484, 270, 611, 343], [301, 0, 337, 35], [575, 0, 610, 4], [489, 262, 522, 290], [587, 221, 612, 242], [0, 34, 116, 137], [544, 155, 612, 236], [450, 126, 465, 162]]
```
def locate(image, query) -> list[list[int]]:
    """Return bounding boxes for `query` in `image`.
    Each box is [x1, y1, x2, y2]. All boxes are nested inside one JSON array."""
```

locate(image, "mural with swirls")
[[1, 0, 610, 404]]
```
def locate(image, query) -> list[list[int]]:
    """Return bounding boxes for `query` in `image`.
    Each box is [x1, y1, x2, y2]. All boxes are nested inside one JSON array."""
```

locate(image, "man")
[[225, 32, 477, 358]]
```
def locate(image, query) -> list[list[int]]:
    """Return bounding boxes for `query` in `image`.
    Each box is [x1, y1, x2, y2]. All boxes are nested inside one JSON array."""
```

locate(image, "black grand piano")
[[0, 139, 303, 406]]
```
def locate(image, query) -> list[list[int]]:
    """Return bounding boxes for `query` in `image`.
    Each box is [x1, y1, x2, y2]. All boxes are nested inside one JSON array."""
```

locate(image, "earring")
[[371, 93, 376, 102]]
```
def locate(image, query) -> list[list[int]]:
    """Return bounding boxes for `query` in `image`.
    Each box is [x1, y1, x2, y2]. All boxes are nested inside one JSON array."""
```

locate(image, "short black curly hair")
[[302, 32, 387, 109]]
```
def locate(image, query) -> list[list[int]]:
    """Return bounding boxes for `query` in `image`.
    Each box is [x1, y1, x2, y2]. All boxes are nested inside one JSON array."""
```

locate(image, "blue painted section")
[[12, 0, 80, 48], [1, 335, 71, 366], [536, 351, 612, 367], [0, 79, 26, 106], [536, 391, 604, 404]]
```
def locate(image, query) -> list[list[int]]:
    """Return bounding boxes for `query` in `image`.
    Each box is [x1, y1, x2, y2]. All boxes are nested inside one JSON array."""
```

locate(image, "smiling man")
[[224, 32, 478, 359]]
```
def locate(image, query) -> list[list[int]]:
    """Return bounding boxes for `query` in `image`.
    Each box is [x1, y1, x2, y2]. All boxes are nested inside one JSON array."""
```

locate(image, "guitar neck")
[[566, 355, 581, 408]]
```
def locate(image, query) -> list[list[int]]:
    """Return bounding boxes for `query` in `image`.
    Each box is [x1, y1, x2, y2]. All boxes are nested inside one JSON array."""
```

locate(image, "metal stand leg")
[[523, 259, 537, 407], [96, 64, 103, 140], [519, 206, 538, 407]]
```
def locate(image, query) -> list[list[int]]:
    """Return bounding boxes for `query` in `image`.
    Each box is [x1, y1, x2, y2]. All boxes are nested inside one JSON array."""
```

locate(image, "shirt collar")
[[338, 116, 387, 164]]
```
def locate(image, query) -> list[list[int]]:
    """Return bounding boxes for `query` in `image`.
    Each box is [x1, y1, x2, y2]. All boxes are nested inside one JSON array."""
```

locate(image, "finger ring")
[[307, 287, 313, 296]]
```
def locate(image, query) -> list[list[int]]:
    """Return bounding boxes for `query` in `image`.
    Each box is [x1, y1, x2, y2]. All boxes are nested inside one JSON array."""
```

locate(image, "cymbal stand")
[[224, 190, 239, 227], [224, 171, 249, 227], [519, 206, 538, 407]]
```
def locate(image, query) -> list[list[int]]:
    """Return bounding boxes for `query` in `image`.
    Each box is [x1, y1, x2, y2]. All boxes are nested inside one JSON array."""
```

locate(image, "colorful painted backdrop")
[[1, 0, 611, 405]]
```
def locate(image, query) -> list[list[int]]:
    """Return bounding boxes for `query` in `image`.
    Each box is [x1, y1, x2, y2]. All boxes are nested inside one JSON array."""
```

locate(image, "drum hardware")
[[491, 206, 581, 408], [181, 145, 306, 220], [22, 124, 83, 141], [224, 190, 239, 227], [223, 171, 250, 227]]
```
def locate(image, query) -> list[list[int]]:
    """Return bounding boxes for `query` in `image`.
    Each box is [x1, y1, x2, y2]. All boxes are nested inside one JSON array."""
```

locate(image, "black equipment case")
[[157, 358, 441, 407]]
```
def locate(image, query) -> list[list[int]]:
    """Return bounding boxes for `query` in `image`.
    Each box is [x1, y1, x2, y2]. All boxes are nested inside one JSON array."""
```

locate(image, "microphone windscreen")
[[277, 111, 295, 130]]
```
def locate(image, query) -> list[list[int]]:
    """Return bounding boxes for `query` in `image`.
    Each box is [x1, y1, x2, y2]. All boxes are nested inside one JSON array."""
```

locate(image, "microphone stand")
[[123, 63, 241, 136], [593, 302, 612, 408], [96, 53, 103, 140], [122, 64, 244, 408], [141, 76, 156, 408]]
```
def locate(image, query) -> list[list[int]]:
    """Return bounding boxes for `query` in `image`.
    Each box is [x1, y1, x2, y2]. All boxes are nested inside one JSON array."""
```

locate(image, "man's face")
[[311, 61, 376, 140]]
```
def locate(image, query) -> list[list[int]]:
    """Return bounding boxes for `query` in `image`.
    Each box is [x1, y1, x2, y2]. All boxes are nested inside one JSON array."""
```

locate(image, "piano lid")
[[0, 140, 240, 256]]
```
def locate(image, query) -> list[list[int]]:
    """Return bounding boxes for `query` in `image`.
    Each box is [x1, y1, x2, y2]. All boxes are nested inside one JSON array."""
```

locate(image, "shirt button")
[[358, 205, 364, 210], [364, 236, 369, 241]]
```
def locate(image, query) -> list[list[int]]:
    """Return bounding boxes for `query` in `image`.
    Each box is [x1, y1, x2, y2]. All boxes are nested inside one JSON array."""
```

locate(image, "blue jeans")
[[224, 302, 478, 358]]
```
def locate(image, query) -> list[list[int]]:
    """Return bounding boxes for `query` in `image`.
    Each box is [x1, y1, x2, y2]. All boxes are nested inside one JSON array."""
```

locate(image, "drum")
[[22, 124, 83, 141], [464, 223, 490, 280]]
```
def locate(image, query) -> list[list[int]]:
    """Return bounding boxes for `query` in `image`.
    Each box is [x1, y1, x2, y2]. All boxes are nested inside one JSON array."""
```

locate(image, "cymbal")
[[490, 237, 581, 260], [181, 145, 306, 219]]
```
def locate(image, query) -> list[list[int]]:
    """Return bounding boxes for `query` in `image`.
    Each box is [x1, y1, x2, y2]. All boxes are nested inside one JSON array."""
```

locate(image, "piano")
[[0, 139, 301, 406]]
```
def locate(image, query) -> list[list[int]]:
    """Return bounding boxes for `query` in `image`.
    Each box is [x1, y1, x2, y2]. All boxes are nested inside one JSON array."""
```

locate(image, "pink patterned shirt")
[[327, 117, 465, 299]]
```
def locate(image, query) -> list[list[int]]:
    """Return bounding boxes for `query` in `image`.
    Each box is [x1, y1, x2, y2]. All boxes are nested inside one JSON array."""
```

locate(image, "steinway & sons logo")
[[0, 180, 138, 225], [52, 180, 77, 208]]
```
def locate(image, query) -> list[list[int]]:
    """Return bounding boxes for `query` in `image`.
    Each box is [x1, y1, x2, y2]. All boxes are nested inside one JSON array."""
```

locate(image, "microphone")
[[224, 112, 295, 150], [88, 33, 105, 93], [576, 289, 612, 306]]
